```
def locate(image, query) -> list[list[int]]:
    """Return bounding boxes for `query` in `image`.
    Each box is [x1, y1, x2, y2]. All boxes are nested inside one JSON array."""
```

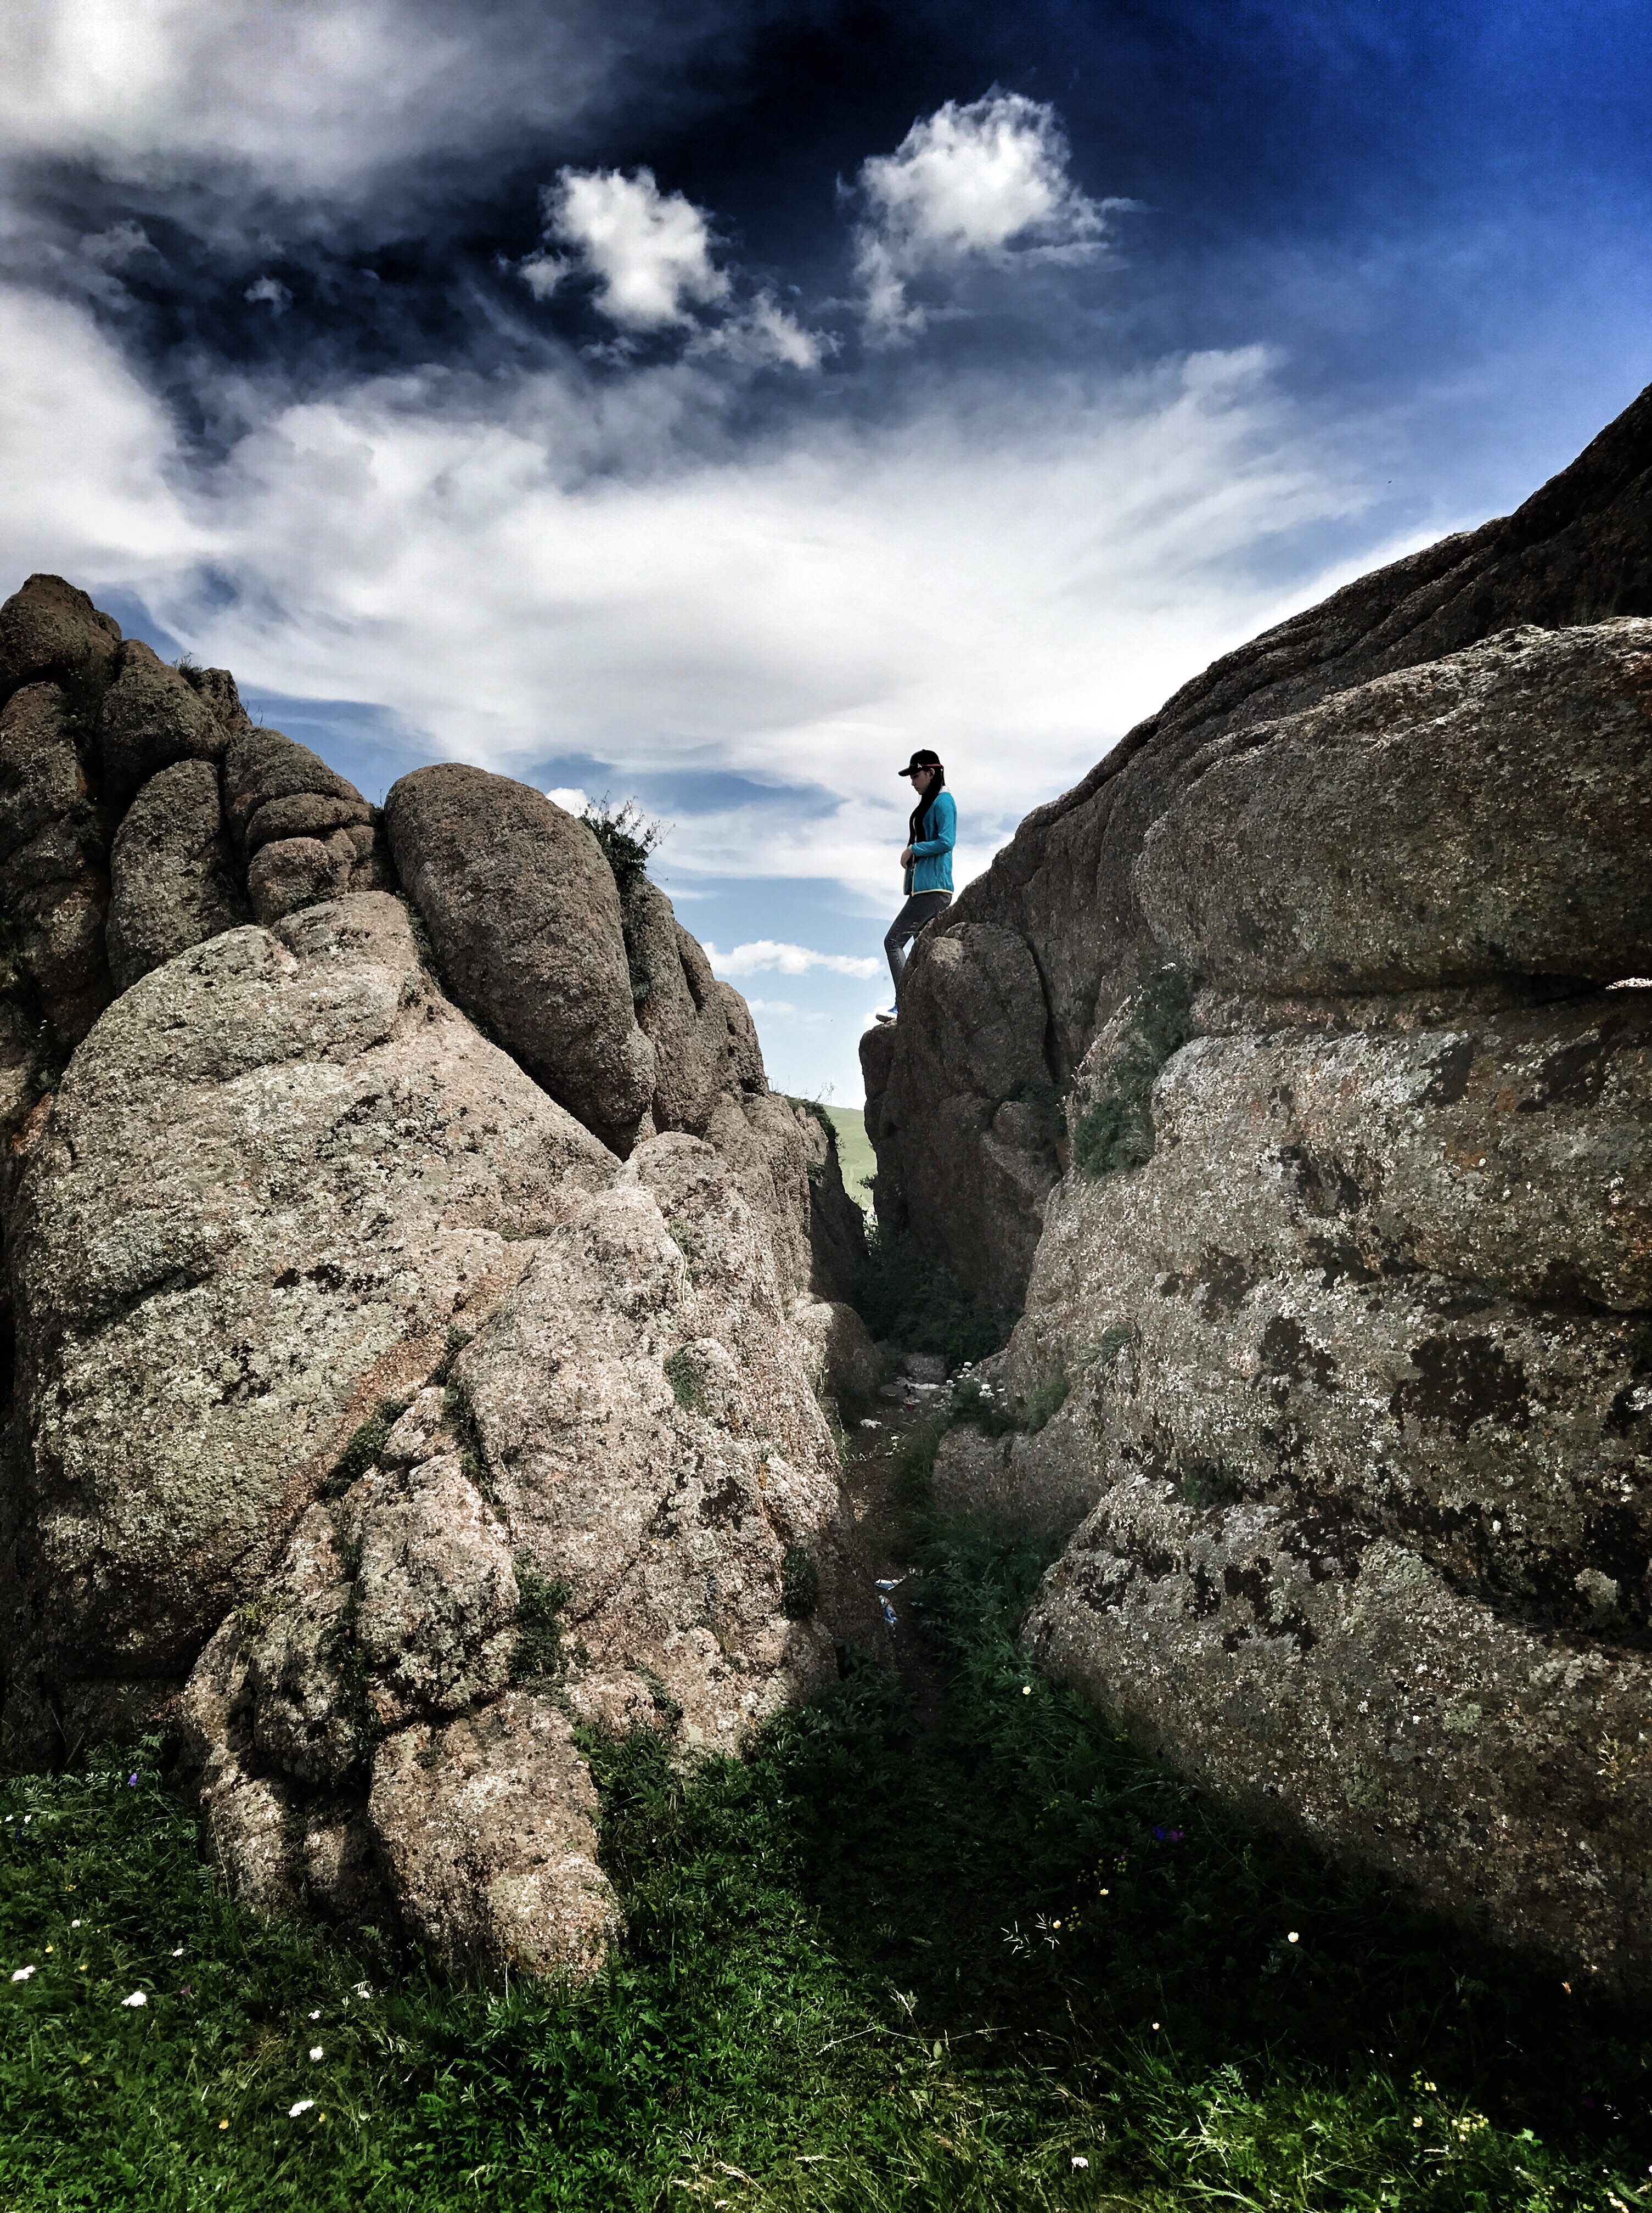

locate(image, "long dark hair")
[[909, 762, 946, 844]]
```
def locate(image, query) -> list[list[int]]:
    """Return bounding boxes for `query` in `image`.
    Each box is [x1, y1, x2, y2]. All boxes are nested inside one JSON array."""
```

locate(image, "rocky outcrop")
[[384, 766, 655, 1154], [0, 570, 871, 1980], [907, 391, 1652, 1991], [870, 379, 1652, 1310]]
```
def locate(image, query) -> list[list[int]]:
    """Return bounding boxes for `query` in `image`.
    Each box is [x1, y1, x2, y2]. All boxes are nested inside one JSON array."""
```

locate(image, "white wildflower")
[[1071, 2155, 1089, 2169], [309, 2045, 324, 2062], [1287, 1931, 1299, 1944], [171, 1946, 184, 1957], [121, 1990, 147, 2007], [10, 1966, 35, 1983], [289, 2099, 315, 2117]]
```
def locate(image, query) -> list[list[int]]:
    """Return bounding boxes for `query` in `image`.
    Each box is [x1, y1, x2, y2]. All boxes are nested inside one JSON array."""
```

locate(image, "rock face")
[[3, 894, 615, 1742], [105, 757, 249, 990], [384, 766, 655, 1153], [0, 571, 869, 1979], [906, 387, 1652, 1992], [870, 380, 1652, 1310]]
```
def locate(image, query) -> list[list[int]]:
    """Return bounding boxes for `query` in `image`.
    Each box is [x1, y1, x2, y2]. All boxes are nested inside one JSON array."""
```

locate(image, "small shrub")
[[442, 1378, 495, 1501], [581, 795, 667, 903], [53, 655, 109, 756], [664, 1346, 707, 1415], [322, 1398, 408, 1499], [429, 1323, 471, 1385], [951, 1368, 1069, 1439], [512, 1558, 573, 1683], [780, 1546, 821, 1620]]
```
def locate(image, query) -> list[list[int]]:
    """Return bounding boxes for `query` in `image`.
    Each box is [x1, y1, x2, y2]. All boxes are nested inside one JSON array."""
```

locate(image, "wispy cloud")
[[705, 940, 883, 980]]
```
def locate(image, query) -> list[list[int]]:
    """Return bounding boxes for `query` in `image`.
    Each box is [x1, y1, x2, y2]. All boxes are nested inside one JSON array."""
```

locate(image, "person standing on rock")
[[877, 749, 955, 1021]]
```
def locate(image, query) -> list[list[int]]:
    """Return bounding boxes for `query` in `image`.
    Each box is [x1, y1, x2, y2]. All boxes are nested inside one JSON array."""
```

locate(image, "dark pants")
[[885, 891, 952, 996]]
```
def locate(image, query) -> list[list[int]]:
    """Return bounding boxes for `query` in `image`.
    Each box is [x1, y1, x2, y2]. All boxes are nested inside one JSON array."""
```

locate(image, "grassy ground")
[[6, 1527, 1650, 2212], [824, 1105, 876, 1214]]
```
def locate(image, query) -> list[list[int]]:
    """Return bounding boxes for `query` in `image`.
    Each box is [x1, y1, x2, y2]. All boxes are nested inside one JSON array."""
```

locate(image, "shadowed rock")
[[0, 574, 120, 707], [385, 765, 656, 1153], [106, 757, 250, 991], [98, 640, 226, 812]]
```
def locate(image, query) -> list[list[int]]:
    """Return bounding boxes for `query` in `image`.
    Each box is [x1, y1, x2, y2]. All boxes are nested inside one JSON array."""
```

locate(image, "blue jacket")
[[907, 788, 956, 894]]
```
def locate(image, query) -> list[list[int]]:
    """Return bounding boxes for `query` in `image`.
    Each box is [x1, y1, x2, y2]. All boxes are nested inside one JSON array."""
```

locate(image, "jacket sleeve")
[[911, 790, 956, 858]]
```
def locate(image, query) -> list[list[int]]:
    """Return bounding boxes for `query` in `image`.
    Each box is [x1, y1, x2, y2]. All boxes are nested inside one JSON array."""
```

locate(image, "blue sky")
[[2, 1, 1650, 1100]]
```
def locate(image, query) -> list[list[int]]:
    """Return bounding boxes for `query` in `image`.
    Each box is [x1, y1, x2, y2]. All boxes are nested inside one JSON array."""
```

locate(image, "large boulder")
[[2, 892, 615, 1754], [385, 766, 655, 1153], [1136, 622, 1652, 995], [870, 379, 1652, 1307], [962, 974, 1652, 1989], [0, 575, 120, 707], [105, 757, 250, 991], [97, 639, 226, 811]]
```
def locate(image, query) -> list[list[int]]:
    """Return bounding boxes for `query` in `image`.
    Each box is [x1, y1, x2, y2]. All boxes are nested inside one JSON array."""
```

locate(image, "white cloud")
[[244, 275, 291, 315], [851, 92, 1113, 338], [538, 167, 730, 330], [0, 286, 207, 582], [742, 997, 797, 1015], [544, 785, 592, 817], [0, 0, 698, 195], [526, 167, 822, 367], [705, 940, 885, 980], [137, 338, 1386, 905]]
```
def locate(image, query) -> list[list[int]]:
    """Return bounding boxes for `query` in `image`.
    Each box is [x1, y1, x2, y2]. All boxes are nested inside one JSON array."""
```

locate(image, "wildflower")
[[127, 1773, 138, 1788], [1151, 2021, 1160, 2031], [121, 1990, 147, 2008], [219, 2120, 229, 2131], [1071, 2155, 1089, 2169], [1021, 1685, 1032, 1696], [10, 1967, 35, 1983], [70, 1920, 80, 1929], [309, 2045, 324, 2062], [1413, 2117, 1424, 2130], [1287, 1931, 1299, 1944], [289, 2099, 314, 2118], [308, 2009, 322, 2020], [171, 1946, 184, 1957]]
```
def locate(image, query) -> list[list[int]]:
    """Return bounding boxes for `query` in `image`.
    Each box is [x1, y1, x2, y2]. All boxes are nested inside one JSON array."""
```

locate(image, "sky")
[[2, 2, 1650, 1102]]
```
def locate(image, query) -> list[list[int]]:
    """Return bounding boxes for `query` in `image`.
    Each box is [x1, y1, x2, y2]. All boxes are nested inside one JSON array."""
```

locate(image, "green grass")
[[823, 1106, 876, 1215], [5, 1537, 1650, 2210]]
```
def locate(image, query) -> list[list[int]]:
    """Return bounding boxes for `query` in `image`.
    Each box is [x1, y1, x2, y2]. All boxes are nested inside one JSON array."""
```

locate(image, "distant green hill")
[[824, 1103, 875, 1215]]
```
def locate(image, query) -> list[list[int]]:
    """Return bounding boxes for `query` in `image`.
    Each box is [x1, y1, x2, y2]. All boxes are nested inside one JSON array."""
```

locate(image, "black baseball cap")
[[899, 749, 943, 777]]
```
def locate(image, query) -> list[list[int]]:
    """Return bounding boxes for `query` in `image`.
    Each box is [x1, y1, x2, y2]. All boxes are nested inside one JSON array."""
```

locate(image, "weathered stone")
[[870, 923, 1059, 1308], [222, 725, 367, 862], [106, 757, 249, 991], [0, 684, 81, 866], [244, 790, 373, 858], [385, 766, 655, 1153], [454, 1136, 846, 1748], [629, 880, 723, 1135], [931, 1419, 1095, 1542], [246, 830, 355, 924], [790, 1102, 867, 1303], [2, 892, 615, 1753], [1136, 622, 1652, 995], [0, 575, 119, 707], [98, 639, 225, 811], [0, 688, 112, 1046], [791, 1294, 884, 1407], [370, 1692, 618, 1976], [347, 1452, 519, 1725], [982, 983, 1652, 1987]]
